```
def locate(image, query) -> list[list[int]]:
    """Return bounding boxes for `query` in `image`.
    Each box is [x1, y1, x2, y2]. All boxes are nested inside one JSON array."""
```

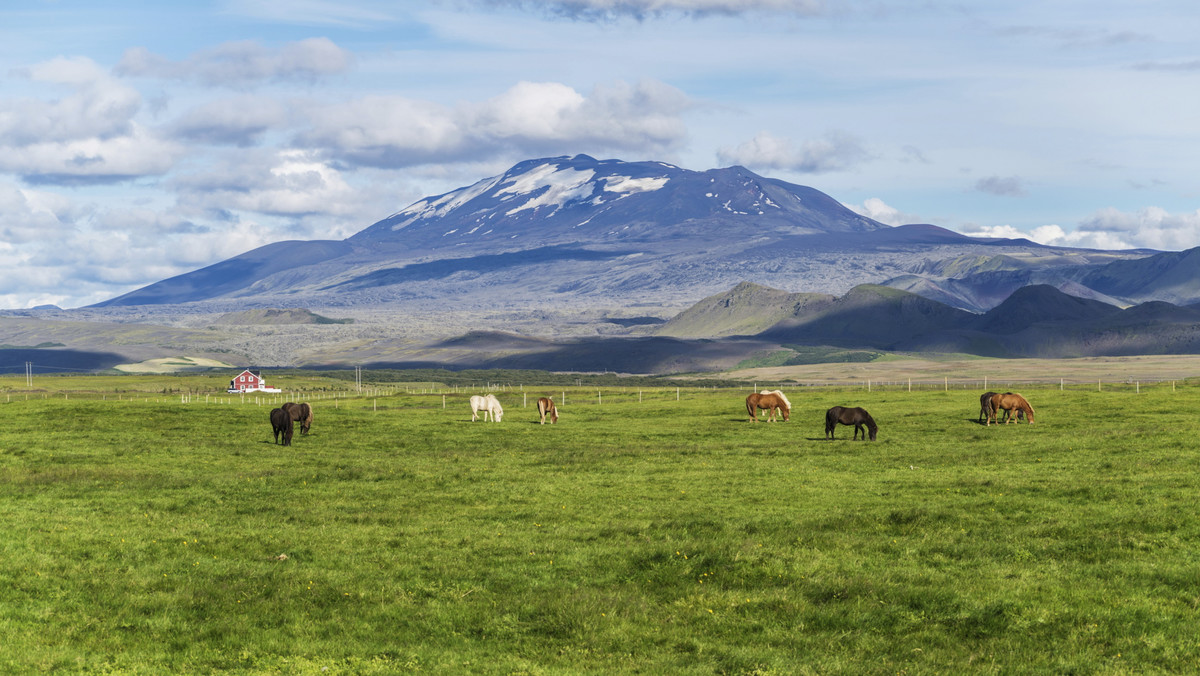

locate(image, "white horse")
[[759, 390, 791, 420], [470, 394, 504, 422]]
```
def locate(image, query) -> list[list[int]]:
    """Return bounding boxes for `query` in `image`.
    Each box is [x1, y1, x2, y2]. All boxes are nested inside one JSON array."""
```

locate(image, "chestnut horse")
[[756, 390, 791, 421], [537, 397, 558, 424], [825, 406, 877, 441], [281, 401, 313, 434], [746, 392, 789, 422], [269, 407, 293, 446], [988, 392, 1034, 426], [979, 391, 1023, 424]]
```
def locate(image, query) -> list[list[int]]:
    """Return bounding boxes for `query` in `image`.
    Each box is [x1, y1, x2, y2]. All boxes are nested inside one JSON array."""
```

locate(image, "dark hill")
[[973, 284, 1120, 334], [760, 284, 976, 349]]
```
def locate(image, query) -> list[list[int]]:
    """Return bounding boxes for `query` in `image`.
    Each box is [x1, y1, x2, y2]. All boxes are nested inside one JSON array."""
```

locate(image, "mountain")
[[88, 154, 1152, 316], [655, 280, 1200, 361], [757, 284, 977, 348], [971, 284, 1121, 334], [656, 282, 835, 338]]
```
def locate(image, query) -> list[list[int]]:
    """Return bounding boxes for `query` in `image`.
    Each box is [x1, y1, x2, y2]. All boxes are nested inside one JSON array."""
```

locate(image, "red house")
[[227, 369, 281, 393]]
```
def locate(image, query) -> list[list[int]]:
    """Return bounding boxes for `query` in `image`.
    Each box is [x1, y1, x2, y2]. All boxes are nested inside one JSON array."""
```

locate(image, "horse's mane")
[[761, 390, 791, 410]]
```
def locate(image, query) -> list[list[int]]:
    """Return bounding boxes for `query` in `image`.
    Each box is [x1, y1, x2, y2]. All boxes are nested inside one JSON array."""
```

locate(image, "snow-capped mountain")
[[349, 154, 885, 249], [93, 154, 1150, 312]]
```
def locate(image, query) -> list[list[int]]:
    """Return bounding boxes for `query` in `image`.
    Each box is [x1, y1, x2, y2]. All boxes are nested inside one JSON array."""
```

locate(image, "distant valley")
[[5, 154, 1200, 374]]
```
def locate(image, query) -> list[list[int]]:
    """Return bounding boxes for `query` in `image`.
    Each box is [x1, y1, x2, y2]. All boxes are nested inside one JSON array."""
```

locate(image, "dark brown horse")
[[979, 391, 1023, 424], [281, 402, 313, 434], [825, 406, 877, 441], [746, 392, 789, 422], [536, 397, 558, 424], [270, 407, 294, 446], [987, 393, 1034, 426]]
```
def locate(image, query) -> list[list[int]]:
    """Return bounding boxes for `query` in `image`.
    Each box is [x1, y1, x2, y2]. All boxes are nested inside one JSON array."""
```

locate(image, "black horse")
[[270, 407, 294, 446], [281, 401, 313, 435], [825, 406, 878, 441]]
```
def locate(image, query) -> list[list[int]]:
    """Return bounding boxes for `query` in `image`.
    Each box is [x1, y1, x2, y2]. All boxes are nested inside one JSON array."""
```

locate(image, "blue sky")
[[2, 0, 1198, 308]]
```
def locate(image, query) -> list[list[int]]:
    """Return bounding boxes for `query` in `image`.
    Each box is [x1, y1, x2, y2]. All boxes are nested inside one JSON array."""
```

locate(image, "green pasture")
[[1, 378, 1198, 674]]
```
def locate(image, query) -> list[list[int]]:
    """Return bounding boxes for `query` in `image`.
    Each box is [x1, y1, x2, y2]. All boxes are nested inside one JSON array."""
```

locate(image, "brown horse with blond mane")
[[746, 392, 789, 422], [987, 392, 1034, 426], [536, 397, 558, 424]]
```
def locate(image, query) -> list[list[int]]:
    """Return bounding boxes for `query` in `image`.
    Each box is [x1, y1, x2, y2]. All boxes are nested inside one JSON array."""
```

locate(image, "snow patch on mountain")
[[500, 164, 596, 216], [389, 174, 503, 230], [602, 175, 669, 195]]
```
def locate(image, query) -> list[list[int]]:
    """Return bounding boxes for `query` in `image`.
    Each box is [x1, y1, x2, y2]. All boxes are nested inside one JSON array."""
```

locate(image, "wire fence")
[[1, 375, 1193, 408]]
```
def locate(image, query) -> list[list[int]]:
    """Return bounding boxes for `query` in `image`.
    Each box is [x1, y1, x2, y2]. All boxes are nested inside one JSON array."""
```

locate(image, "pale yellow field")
[[719, 353, 1200, 387], [113, 356, 236, 373]]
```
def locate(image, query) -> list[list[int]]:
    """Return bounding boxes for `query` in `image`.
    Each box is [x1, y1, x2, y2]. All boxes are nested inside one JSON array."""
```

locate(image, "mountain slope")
[[89, 154, 1156, 314], [972, 284, 1121, 334], [758, 284, 977, 349], [655, 282, 835, 338]]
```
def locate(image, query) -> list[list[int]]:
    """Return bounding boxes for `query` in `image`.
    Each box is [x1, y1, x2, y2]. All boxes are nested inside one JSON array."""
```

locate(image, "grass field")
[[2, 375, 1199, 673]]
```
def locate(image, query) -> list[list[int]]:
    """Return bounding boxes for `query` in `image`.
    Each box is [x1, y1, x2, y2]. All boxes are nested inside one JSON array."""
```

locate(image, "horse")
[[470, 394, 504, 422], [269, 407, 294, 446], [988, 392, 1034, 426], [281, 401, 313, 434], [536, 397, 558, 424], [825, 406, 878, 441], [746, 392, 789, 422], [979, 391, 1022, 424], [757, 390, 791, 421]]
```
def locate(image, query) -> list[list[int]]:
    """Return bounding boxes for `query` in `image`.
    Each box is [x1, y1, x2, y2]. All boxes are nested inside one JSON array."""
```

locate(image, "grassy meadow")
[[2, 374, 1199, 673]]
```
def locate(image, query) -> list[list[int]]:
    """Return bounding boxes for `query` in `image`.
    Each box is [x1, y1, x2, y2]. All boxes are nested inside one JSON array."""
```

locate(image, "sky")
[[2, 0, 1199, 309]]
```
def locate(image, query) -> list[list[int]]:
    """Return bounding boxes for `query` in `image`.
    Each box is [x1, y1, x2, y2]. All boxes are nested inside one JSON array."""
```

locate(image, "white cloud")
[[169, 95, 290, 146], [974, 175, 1027, 197], [957, 207, 1200, 251], [716, 130, 869, 173], [0, 56, 183, 183], [116, 38, 352, 86], [845, 197, 920, 226], [298, 79, 690, 168], [472, 0, 826, 20], [2, 57, 140, 144]]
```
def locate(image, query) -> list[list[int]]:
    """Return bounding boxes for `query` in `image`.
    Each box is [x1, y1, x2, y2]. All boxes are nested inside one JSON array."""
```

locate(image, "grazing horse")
[[757, 390, 792, 421], [269, 407, 294, 446], [470, 394, 504, 422], [979, 391, 1022, 424], [988, 392, 1034, 426], [746, 392, 789, 422], [536, 397, 558, 424], [825, 406, 878, 441], [281, 401, 313, 434]]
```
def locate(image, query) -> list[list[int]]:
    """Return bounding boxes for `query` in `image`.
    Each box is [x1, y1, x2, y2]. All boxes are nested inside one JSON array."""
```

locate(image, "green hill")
[[212, 308, 353, 326], [655, 281, 834, 338]]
